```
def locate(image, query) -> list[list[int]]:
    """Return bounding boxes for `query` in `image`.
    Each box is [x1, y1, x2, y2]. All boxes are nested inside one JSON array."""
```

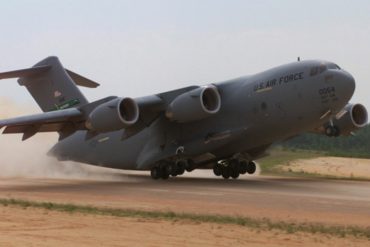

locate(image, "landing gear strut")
[[213, 159, 256, 179], [150, 159, 190, 180]]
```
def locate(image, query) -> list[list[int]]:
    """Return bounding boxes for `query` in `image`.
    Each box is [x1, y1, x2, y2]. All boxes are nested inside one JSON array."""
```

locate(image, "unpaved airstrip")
[[0, 165, 370, 246]]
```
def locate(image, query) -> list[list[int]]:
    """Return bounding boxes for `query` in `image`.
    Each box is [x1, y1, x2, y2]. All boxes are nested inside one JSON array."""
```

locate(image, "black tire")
[[325, 126, 333, 136], [185, 159, 195, 172], [239, 161, 248, 175], [325, 126, 340, 137], [221, 167, 230, 179], [170, 165, 178, 176], [213, 164, 222, 176], [231, 169, 239, 179], [150, 167, 161, 179], [229, 159, 239, 170], [177, 166, 185, 175], [176, 160, 186, 175], [246, 161, 257, 174], [332, 126, 340, 137], [161, 166, 170, 179]]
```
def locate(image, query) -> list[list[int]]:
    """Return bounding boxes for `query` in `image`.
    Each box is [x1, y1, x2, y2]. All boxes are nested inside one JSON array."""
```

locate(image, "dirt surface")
[[0, 205, 369, 247], [280, 157, 370, 179], [1, 166, 370, 246], [1, 173, 370, 227]]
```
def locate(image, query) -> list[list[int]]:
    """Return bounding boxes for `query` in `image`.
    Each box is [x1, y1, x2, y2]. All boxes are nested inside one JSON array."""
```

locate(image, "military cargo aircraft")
[[0, 57, 367, 179]]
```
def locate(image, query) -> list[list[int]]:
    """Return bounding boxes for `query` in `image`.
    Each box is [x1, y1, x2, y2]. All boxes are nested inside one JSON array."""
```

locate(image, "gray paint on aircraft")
[[0, 57, 364, 179]]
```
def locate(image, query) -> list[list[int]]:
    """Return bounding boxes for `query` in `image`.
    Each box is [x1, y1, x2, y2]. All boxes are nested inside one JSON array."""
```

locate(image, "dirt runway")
[[1, 172, 370, 227]]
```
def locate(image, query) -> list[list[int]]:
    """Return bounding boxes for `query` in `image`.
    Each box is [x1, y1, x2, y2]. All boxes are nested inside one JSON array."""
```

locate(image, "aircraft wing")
[[0, 108, 84, 140]]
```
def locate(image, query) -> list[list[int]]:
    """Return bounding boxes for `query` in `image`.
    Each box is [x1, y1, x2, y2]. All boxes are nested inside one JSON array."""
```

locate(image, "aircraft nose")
[[335, 70, 355, 102]]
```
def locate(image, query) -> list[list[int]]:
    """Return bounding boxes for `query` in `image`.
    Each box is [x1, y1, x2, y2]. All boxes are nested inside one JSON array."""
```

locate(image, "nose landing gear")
[[325, 125, 340, 137], [213, 159, 256, 179]]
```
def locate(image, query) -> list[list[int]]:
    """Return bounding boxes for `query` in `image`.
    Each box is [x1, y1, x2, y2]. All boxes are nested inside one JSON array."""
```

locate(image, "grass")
[[258, 148, 323, 175], [0, 198, 370, 239], [258, 147, 370, 181]]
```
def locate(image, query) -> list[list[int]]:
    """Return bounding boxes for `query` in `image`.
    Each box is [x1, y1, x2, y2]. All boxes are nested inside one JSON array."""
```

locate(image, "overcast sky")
[[0, 0, 369, 111]]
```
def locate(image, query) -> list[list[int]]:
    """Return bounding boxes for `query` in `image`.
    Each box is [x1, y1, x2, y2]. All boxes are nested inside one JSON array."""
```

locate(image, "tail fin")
[[19, 56, 89, 112], [0, 56, 100, 112]]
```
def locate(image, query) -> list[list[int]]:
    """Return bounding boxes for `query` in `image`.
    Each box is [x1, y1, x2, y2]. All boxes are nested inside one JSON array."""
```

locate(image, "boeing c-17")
[[0, 57, 367, 179]]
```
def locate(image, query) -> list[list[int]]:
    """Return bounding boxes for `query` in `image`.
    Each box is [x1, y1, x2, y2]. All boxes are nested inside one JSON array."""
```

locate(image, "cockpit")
[[310, 62, 341, 76]]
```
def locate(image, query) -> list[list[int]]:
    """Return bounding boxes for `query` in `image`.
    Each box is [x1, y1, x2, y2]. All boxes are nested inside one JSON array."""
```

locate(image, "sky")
[[0, 0, 369, 111]]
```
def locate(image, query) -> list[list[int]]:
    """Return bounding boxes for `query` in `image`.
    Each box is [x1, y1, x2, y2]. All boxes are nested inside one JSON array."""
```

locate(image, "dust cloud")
[[0, 98, 129, 181], [0, 98, 261, 181]]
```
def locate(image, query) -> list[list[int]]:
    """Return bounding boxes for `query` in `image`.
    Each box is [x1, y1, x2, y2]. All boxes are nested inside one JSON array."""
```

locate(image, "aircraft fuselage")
[[50, 60, 355, 171]]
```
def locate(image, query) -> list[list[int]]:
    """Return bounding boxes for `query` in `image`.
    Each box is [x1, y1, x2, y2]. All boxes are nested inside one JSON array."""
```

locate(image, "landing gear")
[[150, 166, 162, 179], [221, 167, 230, 179], [213, 164, 222, 176], [246, 161, 257, 174], [213, 159, 257, 180], [150, 159, 190, 180], [325, 125, 340, 137]]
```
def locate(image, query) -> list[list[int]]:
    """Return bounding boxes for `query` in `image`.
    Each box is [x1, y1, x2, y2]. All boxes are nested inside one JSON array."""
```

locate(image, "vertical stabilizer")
[[18, 56, 88, 112]]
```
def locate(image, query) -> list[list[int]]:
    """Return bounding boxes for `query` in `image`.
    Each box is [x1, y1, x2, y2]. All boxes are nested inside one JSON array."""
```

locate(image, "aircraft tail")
[[0, 56, 99, 112]]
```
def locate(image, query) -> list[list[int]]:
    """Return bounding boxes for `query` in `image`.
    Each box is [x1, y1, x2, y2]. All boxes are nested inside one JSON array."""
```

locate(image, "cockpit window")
[[327, 63, 341, 70], [310, 64, 327, 76], [319, 64, 327, 73]]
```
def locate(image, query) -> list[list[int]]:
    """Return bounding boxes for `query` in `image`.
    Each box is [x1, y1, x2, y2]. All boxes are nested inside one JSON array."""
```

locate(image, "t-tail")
[[0, 56, 100, 112]]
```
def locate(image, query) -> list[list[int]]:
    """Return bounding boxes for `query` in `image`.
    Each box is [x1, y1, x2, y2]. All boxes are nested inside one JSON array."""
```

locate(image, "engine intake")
[[166, 85, 221, 123], [333, 103, 368, 136], [86, 97, 139, 132]]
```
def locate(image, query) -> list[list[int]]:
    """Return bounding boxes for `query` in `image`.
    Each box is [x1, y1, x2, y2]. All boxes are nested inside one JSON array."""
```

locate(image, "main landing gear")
[[150, 159, 191, 180], [213, 159, 256, 179]]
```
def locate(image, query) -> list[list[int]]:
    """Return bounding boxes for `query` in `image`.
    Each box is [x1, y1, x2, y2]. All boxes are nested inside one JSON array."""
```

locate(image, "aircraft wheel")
[[176, 160, 186, 175], [238, 160, 248, 175], [229, 159, 240, 179], [231, 169, 239, 179], [325, 126, 340, 137], [221, 167, 230, 179], [213, 164, 222, 176], [246, 161, 257, 174], [170, 165, 178, 177], [161, 171, 170, 179], [161, 166, 170, 179], [185, 159, 195, 172], [150, 167, 161, 179]]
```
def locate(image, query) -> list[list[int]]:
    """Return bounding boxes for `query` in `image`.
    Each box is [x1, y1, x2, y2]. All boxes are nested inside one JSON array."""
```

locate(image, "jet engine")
[[326, 103, 368, 136], [166, 85, 221, 123], [86, 97, 139, 132]]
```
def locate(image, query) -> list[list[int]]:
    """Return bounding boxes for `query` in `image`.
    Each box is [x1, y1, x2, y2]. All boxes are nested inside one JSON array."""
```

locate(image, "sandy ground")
[[280, 157, 370, 179], [0, 205, 368, 247], [0, 173, 370, 247]]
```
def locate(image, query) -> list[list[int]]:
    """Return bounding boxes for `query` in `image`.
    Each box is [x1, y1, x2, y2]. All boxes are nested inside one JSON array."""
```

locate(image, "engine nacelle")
[[86, 97, 139, 132], [166, 85, 221, 123], [332, 103, 368, 136]]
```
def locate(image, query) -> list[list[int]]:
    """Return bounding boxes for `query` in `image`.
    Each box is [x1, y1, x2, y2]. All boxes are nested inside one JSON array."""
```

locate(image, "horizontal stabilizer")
[[66, 69, 100, 88], [0, 65, 51, 80], [0, 65, 99, 88]]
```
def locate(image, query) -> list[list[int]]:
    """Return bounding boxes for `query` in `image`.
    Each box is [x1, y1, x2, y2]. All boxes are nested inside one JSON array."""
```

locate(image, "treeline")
[[282, 125, 370, 158]]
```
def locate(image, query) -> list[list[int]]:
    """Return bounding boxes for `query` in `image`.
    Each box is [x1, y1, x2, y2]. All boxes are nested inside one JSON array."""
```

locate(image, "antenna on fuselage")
[[297, 57, 301, 62]]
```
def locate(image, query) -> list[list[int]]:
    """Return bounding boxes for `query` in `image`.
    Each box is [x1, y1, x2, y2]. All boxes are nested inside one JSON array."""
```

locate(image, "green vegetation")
[[1, 198, 370, 239], [282, 125, 370, 158], [257, 125, 370, 176], [258, 148, 322, 175]]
